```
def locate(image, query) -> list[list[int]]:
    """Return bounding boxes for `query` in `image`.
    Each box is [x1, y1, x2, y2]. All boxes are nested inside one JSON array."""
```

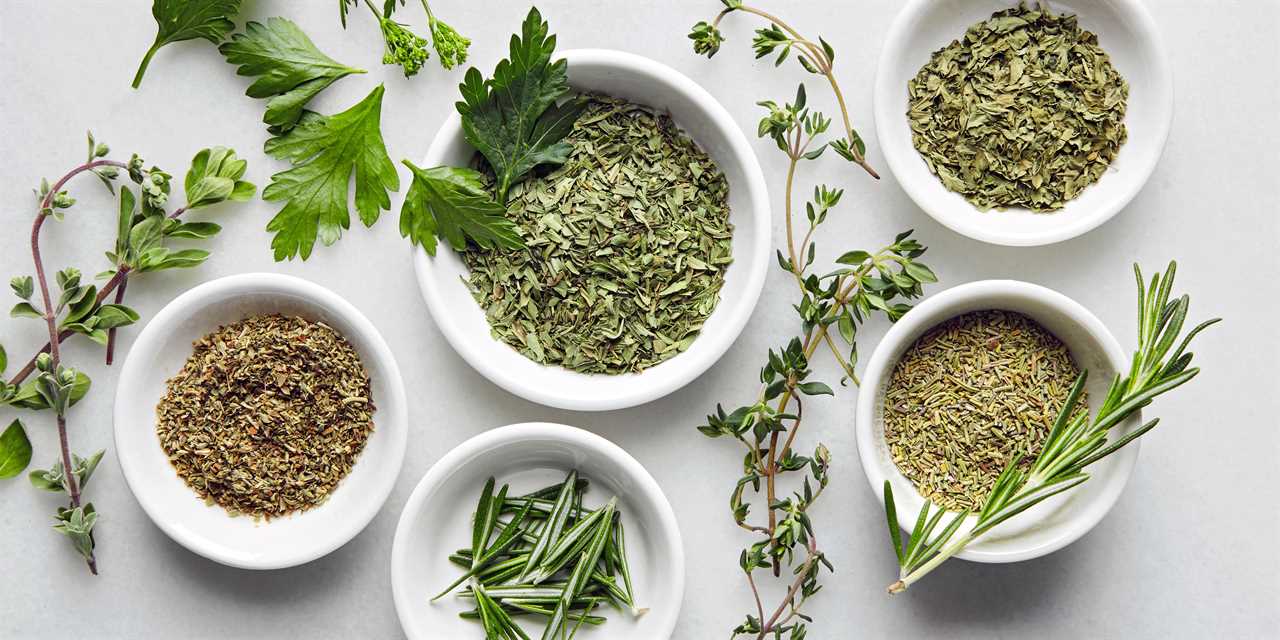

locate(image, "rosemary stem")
[[893, 531, 975, 593]]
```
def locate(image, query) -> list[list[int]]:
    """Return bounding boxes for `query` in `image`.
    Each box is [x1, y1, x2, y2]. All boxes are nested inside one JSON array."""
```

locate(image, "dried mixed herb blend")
[[907, 2, 1128, 211], [463, 95, 734, 374], [156, 314, 375, 519], [883, 310, 1087, 511]]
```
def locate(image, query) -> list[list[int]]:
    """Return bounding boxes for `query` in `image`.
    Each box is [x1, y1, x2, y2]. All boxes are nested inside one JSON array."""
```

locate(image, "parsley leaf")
[[400, 162, 523, 256], [220, 17, 366, 133], [262, 85, 400, 261], [455, 7, 586, 204], [132, 0, 243, 89]]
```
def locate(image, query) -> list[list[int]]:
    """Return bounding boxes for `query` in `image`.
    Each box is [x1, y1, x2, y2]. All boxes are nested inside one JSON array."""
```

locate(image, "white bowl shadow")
[[855, 280, 1141, 562], [874, 0, 1173, 246], [113, 273, 408, 570], [413, 48, 770, 411]]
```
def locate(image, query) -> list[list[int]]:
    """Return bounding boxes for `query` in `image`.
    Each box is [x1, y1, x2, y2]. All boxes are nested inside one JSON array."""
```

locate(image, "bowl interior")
[[859, 282, 1141, 561], [392, 424, 682, 639], [875, 0, 1171, 246], [114, 275, 406, 569], [414, 49, 768, 411]]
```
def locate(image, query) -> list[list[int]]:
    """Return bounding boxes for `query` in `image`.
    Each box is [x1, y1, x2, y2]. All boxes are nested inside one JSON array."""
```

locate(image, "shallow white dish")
[[874, 0, 1173, 246], [113, 273, 407, 569], [413, 48, 770, 411], [855, 280, 1140, 562], [391, 422, 683, 639]]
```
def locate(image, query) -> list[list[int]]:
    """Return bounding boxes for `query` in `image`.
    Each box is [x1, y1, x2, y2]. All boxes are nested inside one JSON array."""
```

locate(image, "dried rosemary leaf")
[[461, 95, 734, 375], [907, 2, 1128, 211], [883, 310, 1088, 512], [155, 314, 375, 519]]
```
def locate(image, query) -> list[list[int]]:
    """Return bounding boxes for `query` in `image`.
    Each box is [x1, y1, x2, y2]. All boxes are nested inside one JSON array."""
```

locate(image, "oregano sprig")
[[882, 262, 1219, 593]]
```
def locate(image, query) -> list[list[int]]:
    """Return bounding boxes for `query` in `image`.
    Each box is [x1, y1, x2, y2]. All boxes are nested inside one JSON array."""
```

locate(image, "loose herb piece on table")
[[156, 314, 375, 519], [885, 310, 1088, 512], [883, 262, 1219, 593], [340, 0, 472, 77], [401, 6, 584, 254], [688, 3, 937, 634], [0, 133, 254, 573], [132, 0, 244, 88], [908, 1, 1128, 211], [435, 471, 643, 639], [462, 96, 734, 374]]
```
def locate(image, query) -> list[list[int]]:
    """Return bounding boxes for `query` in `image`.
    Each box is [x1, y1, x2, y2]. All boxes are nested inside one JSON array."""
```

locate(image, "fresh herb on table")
[[132, 0, 244, 88], [882, 262, 1218, 593], [340, 0, 472, 77], [0, 133, 254, 573], [687, 5, 937, 637], [401, 6, 583, 255], [435, 472, 642, 638]]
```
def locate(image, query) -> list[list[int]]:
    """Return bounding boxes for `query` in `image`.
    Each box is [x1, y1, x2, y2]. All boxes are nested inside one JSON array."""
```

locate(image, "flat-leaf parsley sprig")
[[882, 262, 1219, 593], [0, 133, 253, 573], [132, 0, 244, 88]]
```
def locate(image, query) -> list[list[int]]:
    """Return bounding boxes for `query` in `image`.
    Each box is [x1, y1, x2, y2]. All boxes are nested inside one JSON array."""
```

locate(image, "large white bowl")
[[874, 0, 1173, 246], [413, 48, 770, 411], [392, 422, 684, 639], [113, 273, 407, 569], [855, 280, 1141, 562]]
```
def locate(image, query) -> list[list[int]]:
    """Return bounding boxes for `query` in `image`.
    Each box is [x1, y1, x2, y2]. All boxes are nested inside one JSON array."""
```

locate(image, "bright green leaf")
[[0, 420, 33, 479], [400, 162, 523, 256]]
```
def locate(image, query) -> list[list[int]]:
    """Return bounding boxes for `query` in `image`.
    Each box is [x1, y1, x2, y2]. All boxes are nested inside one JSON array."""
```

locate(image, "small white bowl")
[[413, 48, 770, 411], [874, 0, 1173, 246], [855, 280, 1141, 562], [114, 273, 407, 569], [392, 422, 684, 639]]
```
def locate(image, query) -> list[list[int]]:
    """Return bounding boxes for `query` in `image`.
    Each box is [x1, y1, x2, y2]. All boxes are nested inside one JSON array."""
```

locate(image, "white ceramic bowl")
[[874, 0, 1173, 246], [413, 48, 770, 411], [113, 273, 407, 569], [855, 280, 1140, 562], [391, 422, 683, 639]]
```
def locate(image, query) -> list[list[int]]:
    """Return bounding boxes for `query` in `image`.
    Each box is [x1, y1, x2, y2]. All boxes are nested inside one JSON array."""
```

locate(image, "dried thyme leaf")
[[462, 95, 734, 374], [155, 314, 375, 519], [907, 2, 1128, 211], [883, 310, 1088, 511]]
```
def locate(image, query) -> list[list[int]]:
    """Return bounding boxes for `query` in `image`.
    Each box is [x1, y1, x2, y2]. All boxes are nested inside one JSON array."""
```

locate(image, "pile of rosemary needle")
[[434, 471, 643, 638]]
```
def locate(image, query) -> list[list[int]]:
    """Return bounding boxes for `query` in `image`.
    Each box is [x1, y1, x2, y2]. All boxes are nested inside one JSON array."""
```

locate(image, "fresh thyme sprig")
[[0, 132, 253, 573], [690, 0, 879, 179], [693, 80, 936, 638], [882, 262, 1219, 593]]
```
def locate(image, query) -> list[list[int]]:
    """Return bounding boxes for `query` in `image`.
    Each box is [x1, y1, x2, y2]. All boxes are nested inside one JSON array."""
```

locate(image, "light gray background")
[[2, 1, 1277, 638]]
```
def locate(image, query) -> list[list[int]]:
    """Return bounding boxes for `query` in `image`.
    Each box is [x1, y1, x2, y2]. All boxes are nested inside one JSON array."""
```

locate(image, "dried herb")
[[434, 471, 642, 638], [907, 1, 1128, 211], [884, 310, 1088, 512], [462, 95, 733, 374], [884, 262, 1220, 593], [156, 314, 375, 519], [1, 133, 254, 574]]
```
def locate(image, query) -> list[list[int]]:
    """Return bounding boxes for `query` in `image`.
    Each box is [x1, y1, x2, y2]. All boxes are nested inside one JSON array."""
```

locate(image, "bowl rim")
[[412, 47, 771, 411], [873, 0, 1174, 246], [112, 272, 408, 569], [854, 279, 1139, 562], [390, 421, 685, 639]]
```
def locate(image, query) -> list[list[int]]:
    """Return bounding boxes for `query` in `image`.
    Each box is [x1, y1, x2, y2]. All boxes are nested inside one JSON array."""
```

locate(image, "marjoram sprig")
[[882, 262, 1219, 593], [0, 132, 253, 573]]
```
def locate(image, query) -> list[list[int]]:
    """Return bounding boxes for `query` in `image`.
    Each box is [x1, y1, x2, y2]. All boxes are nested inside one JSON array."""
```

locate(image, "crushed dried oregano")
[[883, 310, 1088, 512], [907, 2, 1128, 211], [155, 314, 375, 519], [462, 94, 734, 374]]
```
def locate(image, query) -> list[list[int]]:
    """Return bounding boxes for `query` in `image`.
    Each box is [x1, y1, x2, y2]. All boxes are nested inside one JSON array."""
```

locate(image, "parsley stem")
[[131, 42, 161, 89]]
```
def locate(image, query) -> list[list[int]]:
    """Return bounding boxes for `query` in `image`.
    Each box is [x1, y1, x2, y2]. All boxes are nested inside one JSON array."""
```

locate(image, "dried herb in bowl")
[[883, 310, 1087, 512], [155, 314, 375, 519], [462, 95, 734, 374], [907, 2, 1128, 211]]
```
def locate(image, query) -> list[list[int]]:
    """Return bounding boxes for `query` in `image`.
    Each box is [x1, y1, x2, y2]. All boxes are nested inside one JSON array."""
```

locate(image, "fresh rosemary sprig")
[[0, 132, 253, 573], [689, 0, 878, 179], [689, 30, 937, 640], [883, 261, 1219, 593]]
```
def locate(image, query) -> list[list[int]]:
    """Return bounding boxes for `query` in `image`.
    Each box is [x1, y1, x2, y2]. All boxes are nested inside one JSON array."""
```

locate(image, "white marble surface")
[[1, 1, 1277, 638]]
